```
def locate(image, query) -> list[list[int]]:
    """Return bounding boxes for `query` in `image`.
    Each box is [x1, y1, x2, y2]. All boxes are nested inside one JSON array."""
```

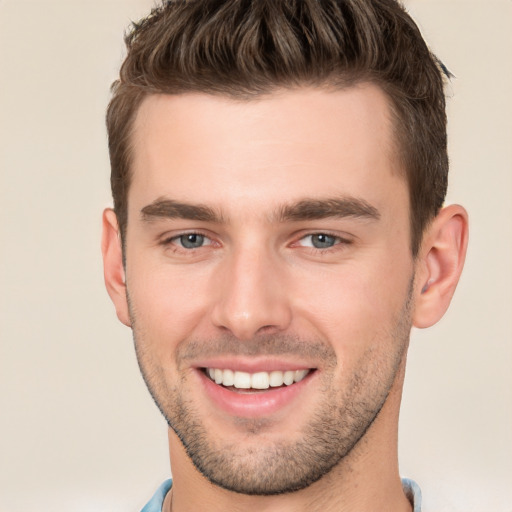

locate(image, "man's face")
[[122, 85, 415, 494]]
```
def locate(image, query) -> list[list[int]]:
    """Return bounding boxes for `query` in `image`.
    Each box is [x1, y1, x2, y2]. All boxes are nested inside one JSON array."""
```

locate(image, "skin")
[[102, 85, 468, 512]]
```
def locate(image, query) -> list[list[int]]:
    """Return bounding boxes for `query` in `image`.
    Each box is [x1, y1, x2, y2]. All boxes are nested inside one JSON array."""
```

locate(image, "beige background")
[[0, 1, 510, 510]]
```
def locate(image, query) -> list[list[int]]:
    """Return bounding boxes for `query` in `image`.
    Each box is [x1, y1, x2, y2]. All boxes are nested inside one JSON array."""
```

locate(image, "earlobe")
[[413, 204, 469, 329], [101, 208, 131, 327]]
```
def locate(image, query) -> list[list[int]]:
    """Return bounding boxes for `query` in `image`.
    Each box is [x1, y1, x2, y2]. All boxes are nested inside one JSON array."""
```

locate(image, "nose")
[[210, 245, 292, 340]]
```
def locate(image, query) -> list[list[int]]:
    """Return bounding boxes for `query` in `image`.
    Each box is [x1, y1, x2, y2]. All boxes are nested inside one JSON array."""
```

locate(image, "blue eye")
[[178, 233, 206, 249], [295, 233, 352, 251], [297, 233, 339, 249], [309, 234, 337, 249]]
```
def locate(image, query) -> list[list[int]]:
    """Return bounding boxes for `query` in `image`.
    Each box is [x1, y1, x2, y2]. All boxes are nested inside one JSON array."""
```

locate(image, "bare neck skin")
[[164, 358, 412, 512]]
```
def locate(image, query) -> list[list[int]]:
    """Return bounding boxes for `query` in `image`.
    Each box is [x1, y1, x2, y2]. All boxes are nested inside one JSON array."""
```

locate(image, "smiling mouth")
[[203, 368, 313, 391]]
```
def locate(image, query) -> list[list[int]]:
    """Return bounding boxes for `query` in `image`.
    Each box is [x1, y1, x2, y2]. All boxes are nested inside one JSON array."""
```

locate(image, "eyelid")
[[294, 231, 353, 247], [159, 230, 217, 247], [157, 229, 353, 251]]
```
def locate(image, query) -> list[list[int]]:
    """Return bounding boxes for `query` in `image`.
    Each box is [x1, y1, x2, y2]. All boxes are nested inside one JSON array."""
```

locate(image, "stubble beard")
[[129, 285, 413, 496]]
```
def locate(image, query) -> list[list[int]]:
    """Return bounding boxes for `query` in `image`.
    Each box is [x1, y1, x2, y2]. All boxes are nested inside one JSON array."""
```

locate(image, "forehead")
[[129, 85, 406, 216]]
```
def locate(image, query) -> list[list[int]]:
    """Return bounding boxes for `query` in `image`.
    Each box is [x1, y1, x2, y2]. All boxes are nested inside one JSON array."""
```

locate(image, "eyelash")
[[160, 231, 214, 250], [294, 232, 353, 253], [160, 231, 352, 254]]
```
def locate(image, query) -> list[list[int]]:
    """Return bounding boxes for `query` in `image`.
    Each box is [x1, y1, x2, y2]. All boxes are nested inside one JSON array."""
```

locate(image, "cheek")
[[126, 260, 214, 350], [293, 258, 412, 355]]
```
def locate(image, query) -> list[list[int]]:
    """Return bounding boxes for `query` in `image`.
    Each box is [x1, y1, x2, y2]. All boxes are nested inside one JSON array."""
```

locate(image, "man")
[[101, 1, 468, 511]]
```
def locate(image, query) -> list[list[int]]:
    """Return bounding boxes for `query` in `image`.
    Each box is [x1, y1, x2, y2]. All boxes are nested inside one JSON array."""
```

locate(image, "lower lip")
[[197, 369, 315, 418]]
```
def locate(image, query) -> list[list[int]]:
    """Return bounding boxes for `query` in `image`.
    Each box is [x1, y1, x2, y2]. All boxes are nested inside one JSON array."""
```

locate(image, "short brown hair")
[[107, 0, 450, 256]]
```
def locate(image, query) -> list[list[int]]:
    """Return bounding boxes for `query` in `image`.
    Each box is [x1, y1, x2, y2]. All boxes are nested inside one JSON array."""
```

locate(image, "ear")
[[413, 204, 469, 328], [101, 208, 131, 327]]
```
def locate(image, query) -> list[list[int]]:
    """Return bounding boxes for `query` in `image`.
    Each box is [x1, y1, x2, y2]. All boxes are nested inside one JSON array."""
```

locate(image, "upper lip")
[[192, 357, 316, 373]]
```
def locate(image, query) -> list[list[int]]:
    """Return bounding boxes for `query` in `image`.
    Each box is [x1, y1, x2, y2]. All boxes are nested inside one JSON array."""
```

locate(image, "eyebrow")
[[141, 198, 223, 223], [275, 197, 380, 222], [140, 196, 380, 224]]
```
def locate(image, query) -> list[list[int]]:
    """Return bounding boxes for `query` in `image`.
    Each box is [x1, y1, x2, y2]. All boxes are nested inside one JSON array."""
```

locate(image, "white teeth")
[[269, 370, 284, 387], [222, 369, 234, 386], [283, 370, 294, 385], [233, 371, 251, 389], [206, 368, 311, 389], [251, 372, 270, 390], [295, 369, 308, 382]]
